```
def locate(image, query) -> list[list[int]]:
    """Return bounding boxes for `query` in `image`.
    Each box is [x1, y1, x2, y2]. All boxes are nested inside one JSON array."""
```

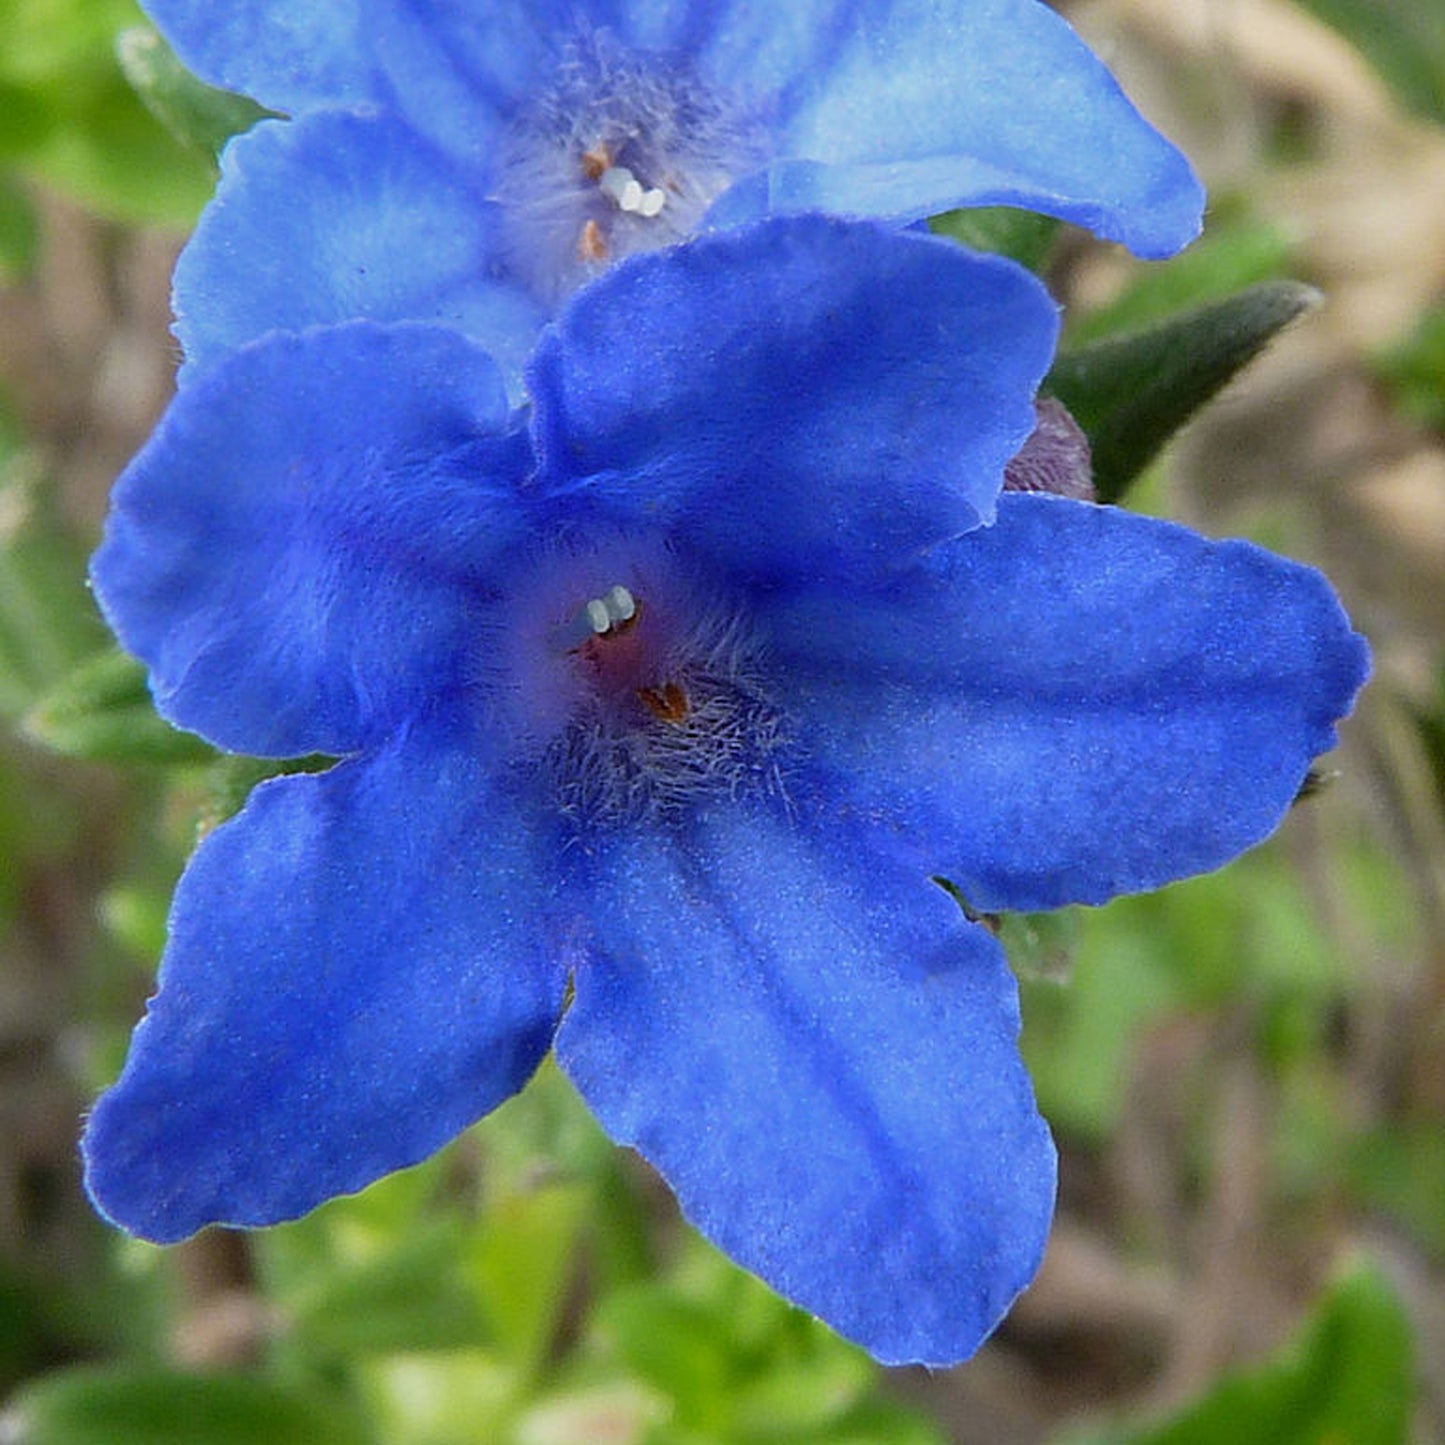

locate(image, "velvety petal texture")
[[529, 216, 1058, 576], [142, 0, 384, 114], [175, 113, 547, 391], [767, 494, 1371, 912], [83, 722, 571, 1242], [559, 800, 1055, 1366], [705, 0, 1203, 259], [92, 323, 527, 758]]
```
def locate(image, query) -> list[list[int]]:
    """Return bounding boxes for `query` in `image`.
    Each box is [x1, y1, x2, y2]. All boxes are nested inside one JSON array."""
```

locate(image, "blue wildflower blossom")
[[146, 0, 1205, 388], [83, 219, 1367, 1366]]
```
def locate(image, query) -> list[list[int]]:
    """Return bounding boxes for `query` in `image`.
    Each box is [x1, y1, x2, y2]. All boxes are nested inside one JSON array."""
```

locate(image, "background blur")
[[0, 0, 1440, 1441]]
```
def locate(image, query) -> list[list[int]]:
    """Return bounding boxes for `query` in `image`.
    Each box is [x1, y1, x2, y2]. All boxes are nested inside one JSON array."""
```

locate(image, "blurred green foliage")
[[24, 648, 217, 765], [0, 438, 108, 721], [4, 1068, 948, 1445], [1294, 0, 1445, 125], [1020, 831, 1417, 1146], [114, 25, 274, 163], [7, 1368, 370, 1445], [1056, 1260, 1414, 1445], [929, 206, 1062, 272], [2, 3, 1441, 1443], [0, 0, 221, 232], [1376, 304, 1445, 434]]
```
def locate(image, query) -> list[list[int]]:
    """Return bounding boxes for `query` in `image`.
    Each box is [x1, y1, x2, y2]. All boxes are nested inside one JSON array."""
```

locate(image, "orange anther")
[[637, 681, 689, 724], [578, 218, 609, 264], [580, 144, 611, 181]]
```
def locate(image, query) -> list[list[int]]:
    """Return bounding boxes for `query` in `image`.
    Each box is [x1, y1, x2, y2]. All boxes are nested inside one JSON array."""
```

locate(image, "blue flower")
[[148, 0, 1205, 389], [83, 219, 1366, 1366]]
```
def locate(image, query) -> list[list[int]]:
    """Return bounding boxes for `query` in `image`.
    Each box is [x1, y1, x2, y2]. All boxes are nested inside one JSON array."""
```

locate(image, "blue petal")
[[557, 800, 1055, 1366], [83, 721, 571, 1243], [362, 0, 553, 157], [364, 2, 721, 150], [93, 322, 527, 757], [529, 216, 1057, 581], [174, 113, 546, 398], [700, 0, 1203, 259], [142, 0, 385, 113], [767, 493, 1371, 912]]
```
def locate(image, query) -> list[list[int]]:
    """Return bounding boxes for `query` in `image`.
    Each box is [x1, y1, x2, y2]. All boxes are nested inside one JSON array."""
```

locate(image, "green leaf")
[[597, 1287, 736, 1433], [731, 1345, 875, 1438], [195, 752, 337, 832], [23, 647, 216, 764], [1021, 839, 1364, 1142], [0, 1367, 371, 1445], [116, 25, 274, 161], [0, 0, 219, 222], [930, 206, 1062, 271], [1045, 280, 1321, 503], [257, 1153, 462, 1305], [803, 1399, 948, 1445], [286, 1221, 491, 1358], [1021, 926, 1181, 1143], [22, 68, 217, 224], [1055, 1258, 1415, 1445], [1065, 217, 1296, 348], [0, 457, 109, 718], [0, 0, 144, 76], [98, 882, 171, 963], [1294, 0, 1445, 125], [469, 1181, 591, 1376]]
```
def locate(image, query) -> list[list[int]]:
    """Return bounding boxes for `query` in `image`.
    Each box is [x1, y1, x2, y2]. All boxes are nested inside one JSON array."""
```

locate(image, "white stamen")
[[598, 166, 638, 209], [598, 165, 665, 217], [548, 584, 639, 654], [604, 585, 636, 623], [494, 34, 767, 303], [596, 166, 628, 202]]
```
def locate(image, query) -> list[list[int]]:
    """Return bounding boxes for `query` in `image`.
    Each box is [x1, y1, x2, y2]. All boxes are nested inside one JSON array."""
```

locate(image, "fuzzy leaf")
[[1045, 281, 1321, 503], [116, 25, 275, 162]]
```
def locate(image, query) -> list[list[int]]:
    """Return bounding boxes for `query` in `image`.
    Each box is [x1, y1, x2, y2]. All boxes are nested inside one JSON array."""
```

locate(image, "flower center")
[[547, 582, 692, 725], [493, 542, 789, 828], [494, 32, 766, 302]]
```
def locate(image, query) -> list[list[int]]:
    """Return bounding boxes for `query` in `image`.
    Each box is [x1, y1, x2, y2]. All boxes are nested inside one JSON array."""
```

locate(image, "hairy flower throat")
[[495, 34, 765, 301], [498, 544, 788, 828], [549, 583, 693, 726]]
